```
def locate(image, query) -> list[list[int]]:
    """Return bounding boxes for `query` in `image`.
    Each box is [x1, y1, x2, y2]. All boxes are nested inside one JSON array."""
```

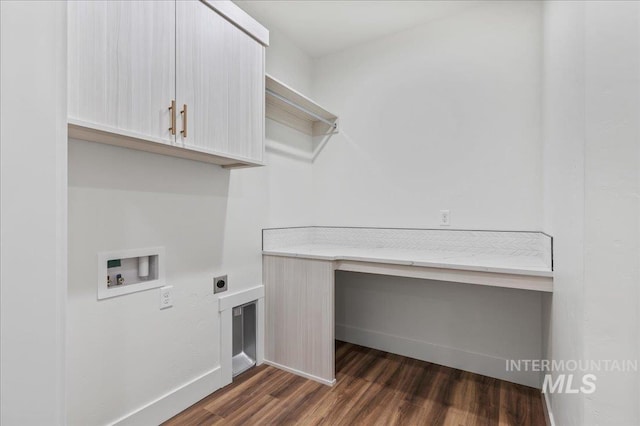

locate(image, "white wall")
[[582, 3, 639, 422], [262, 25, 315, 203], [67, 142, 228, 425], [311, 0, 542, 230], [0, 1, 67, 424], [266, 27, 312, 94], [543, 1, 640, 424], [541, 1, 586, 423], [263, 27, 316, 157], [66, 27, 314, 426], [312, 1, 544, 386]]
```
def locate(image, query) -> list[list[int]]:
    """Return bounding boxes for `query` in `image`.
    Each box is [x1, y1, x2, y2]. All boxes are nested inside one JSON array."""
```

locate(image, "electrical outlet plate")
[[440, 210, 451, 226], [159, 285, 173, 309], [214, 275, 228, 294]]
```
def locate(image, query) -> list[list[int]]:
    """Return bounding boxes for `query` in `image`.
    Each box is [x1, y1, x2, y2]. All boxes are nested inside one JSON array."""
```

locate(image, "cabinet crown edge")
[[201, 0, 269, 46]]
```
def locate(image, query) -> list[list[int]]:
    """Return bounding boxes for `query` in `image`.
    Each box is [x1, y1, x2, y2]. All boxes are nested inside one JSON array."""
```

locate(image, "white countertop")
[[263, 243, 553, 277]]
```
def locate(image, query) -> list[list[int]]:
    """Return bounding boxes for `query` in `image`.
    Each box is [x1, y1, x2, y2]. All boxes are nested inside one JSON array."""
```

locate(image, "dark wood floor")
[[164, 341, 545, 426]]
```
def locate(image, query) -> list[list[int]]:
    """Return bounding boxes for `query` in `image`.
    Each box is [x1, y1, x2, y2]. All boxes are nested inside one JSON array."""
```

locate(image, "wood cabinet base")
[[263, 255, 335, 384]]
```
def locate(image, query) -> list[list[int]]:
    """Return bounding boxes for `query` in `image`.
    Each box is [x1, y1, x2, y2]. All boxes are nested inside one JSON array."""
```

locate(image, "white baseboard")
[[110, 367, 221, 426], [336, 324, 540, 388], [103, 288, 265, 426], [541, 392, 555, 426], [263, 359, 336, 387]]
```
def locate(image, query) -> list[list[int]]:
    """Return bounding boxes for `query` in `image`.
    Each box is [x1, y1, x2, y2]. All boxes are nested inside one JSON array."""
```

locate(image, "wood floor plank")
[[162, 408, 224, 426], [260, 380, 330, 425], [444, 371, 483, 426], [203, 367, 285, 414], [163, 341, 545, 426], [344, 381, 405, 425], [473, 374, 501, 426], [221, 394, 280, 424], [306, 376, 374, 425]]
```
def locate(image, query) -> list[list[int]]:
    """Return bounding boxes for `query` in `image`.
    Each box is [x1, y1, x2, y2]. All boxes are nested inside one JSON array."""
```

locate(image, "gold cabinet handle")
[[168, 100, 176, 136], [180, 104, 187, 138]]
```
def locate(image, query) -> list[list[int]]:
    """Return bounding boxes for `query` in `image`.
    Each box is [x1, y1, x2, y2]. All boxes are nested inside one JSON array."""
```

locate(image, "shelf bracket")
[[266, 88, 338, 132]]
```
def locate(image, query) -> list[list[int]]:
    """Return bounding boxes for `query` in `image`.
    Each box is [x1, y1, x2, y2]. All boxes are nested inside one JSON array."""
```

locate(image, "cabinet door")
[[176, 0, 229, 155], [68, 1, 175, 144], [228, 25, 265, 162], [176, 0, 265, 162]]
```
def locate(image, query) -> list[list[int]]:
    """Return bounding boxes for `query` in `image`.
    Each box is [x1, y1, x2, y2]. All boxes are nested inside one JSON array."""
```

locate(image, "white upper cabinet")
[[176, 0, 264, 163], [228, 25, 265, 163], [176, 1, 230, 157], [68, 0, 175, 145], [68, 0, 268, 168]]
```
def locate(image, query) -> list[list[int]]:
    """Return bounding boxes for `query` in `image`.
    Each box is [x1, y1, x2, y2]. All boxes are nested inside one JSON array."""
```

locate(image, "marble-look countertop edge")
[[262, 249, 554, 278]]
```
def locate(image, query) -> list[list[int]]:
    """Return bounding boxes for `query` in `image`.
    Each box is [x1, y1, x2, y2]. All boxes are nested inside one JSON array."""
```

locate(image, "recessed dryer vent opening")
[[232, 301, 257, 377]]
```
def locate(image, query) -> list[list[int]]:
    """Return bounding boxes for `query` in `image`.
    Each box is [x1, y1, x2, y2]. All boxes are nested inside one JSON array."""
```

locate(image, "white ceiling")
[[234, 1, 479, 58]]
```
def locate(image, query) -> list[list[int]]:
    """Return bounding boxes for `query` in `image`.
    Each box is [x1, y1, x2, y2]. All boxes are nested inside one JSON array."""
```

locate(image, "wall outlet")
[[440, 210, 451, 226], [213, 275, 228, 294], [159, 286, 173, 309]]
